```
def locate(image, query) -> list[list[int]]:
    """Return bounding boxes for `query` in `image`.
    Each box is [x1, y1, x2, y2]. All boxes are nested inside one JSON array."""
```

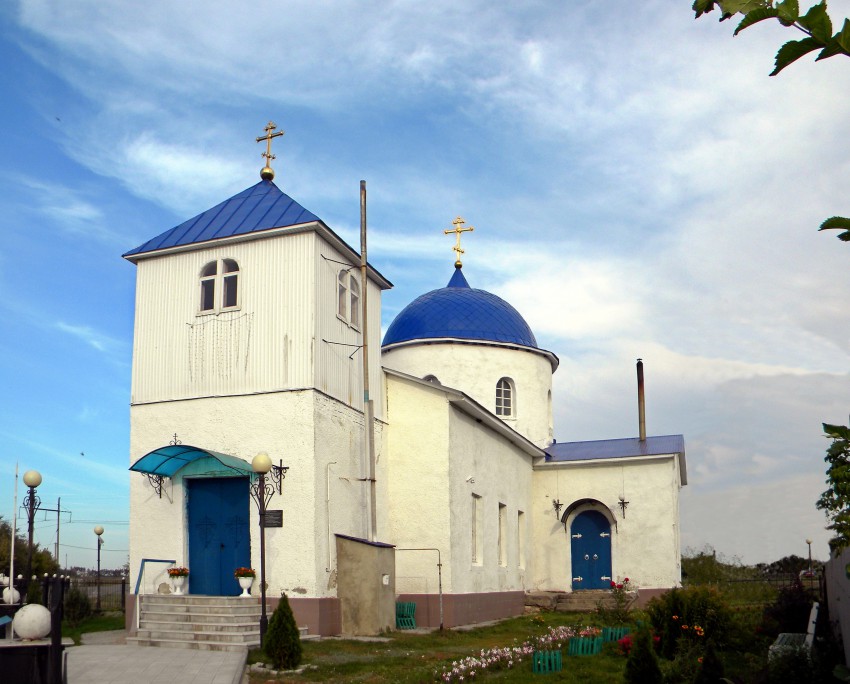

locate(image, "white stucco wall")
[[531, 455, 683, 592], [382, 341, 555, 448], [384, 373, 535, 595], [129, 390, 382, 600], [446, 407, 534, 594]]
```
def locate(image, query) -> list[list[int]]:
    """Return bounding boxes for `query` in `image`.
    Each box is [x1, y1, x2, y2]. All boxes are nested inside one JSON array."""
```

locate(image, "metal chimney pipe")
[[637, 358, 646, 442]]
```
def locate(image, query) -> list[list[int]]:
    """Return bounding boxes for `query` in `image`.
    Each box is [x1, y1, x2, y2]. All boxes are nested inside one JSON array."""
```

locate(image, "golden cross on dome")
[[444, 216, 474, 267], [256, 121, 285, 181]]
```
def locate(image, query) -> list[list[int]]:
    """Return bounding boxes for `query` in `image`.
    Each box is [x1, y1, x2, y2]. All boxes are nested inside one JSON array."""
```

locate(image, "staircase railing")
[[132, 558, 176, 631]]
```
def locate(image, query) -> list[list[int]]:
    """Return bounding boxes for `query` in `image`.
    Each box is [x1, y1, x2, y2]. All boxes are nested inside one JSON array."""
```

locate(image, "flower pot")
[[171, 576, 186, 595], [237, 576, 254, 597]]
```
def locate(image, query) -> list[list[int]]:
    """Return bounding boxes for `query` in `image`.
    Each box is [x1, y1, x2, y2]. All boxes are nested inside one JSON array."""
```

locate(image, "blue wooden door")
[[187, 477, 250, 595], [570, 510, 612, 590]]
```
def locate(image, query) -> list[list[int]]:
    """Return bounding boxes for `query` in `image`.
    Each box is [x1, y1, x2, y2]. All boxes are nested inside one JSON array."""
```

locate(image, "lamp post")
[[94, 525, 104, 612], [22, 470, 42, 589], [806, 538, 813, 575], [248, 452, 289, 645], [251, 453, 273, 644]]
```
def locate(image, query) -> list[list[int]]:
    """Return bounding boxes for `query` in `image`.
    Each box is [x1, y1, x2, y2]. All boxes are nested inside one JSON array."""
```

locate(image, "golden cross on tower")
[[444, 216, 475, 267], [256, 121, 285, 181]]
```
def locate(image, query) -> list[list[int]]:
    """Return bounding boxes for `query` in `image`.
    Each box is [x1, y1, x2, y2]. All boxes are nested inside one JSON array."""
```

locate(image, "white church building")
[[125, 132, 686, 636]]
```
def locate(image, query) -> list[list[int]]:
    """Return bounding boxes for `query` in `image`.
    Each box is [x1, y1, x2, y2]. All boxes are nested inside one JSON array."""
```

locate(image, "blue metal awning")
[[129, 444, 253, 478]]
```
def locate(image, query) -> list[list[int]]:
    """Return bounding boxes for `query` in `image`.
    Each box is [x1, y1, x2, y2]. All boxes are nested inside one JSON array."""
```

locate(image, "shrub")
[[624, 626, 663, 684], [264, 592, 302, 670], [597, 577, 635, 625], [693, 639, 725, 684], [760, 578, 815, 637], [646, 586, 732, 659], [64, 586, 92, 627], [767, 646, 814, 684]]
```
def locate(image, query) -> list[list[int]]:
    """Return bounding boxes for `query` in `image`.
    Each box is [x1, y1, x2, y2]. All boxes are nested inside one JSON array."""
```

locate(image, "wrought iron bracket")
[[250, 477, 276, 512], [268, 460, 289, 495], [22, 491, 41, 518], [143, 473, 172, 502], [552, 498, 562, 517]]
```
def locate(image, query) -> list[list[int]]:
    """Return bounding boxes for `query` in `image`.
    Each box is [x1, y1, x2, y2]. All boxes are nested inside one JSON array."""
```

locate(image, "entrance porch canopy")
[[130, 444, 254, 478]]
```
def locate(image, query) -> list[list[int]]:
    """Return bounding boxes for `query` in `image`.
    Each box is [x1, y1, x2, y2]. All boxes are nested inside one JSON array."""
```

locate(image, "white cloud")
[[55, 322, 119, 354]]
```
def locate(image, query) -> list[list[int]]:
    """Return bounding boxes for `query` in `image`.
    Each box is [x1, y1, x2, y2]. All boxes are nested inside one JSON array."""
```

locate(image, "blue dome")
[[382, 267, 538, 348]]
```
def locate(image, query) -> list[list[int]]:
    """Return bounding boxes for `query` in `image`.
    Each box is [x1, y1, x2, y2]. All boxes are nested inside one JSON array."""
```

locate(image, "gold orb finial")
[[256, 121, 284, 181]]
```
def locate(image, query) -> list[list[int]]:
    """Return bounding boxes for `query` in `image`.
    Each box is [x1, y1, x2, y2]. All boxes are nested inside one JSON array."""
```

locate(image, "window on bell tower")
[[199, 259, 240, 313], [337, 269, 360, 329]]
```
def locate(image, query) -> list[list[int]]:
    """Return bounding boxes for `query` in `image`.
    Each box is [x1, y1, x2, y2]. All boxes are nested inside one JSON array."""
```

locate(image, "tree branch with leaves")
[[816, 423, 850, 551], [692, 1, 850, 238]]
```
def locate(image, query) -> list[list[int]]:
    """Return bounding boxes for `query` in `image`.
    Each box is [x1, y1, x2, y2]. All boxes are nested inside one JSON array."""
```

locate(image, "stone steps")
[[526, 590, 625, 613], [128, 595, 267, 652], [129, 595, 311, 652]]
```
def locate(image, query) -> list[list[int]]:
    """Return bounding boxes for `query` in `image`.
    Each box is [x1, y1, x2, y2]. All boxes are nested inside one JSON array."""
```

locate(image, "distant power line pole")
[[22, 497, 72, 565]]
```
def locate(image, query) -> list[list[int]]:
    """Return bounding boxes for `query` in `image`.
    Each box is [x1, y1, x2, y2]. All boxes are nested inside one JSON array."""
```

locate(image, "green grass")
[[247, 612, 627, 683], [62, 612, 125, 645]]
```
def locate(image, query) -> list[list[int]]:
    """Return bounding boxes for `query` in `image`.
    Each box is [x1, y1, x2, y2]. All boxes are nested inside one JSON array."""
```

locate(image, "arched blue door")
[[187, 477, 250, 595], [570, 510, 612, 590]]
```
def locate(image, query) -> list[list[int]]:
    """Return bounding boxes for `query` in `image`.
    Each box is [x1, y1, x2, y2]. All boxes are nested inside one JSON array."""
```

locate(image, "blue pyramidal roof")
[[123, 180, 321, 258], [382, 266, 538, 348]]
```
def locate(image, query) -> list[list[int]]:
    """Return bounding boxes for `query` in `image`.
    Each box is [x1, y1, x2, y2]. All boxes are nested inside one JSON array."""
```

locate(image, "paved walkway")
[[65, 632, 247, 684]]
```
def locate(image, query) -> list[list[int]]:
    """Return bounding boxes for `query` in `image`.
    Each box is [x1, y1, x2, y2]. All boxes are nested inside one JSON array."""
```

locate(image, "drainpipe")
[[326, 462, 337, 572]]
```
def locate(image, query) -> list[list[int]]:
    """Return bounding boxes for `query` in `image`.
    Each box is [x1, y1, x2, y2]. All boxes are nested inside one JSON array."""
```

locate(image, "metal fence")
[[683, 573, 822, 606], [67, 577, 126, 613]]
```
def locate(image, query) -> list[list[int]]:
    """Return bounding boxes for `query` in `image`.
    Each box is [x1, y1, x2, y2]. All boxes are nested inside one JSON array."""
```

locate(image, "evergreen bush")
[[624, 625, 663, 684], [263, 592, 302, 670], [63, 586, 92, 627]]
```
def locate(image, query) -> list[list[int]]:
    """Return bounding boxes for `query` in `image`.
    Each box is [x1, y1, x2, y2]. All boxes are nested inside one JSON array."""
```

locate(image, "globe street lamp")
[[22, 470, 42, 589], [94, 526, 104, 612], [806, 538, 813, 575], [251, 453, 272, 644]]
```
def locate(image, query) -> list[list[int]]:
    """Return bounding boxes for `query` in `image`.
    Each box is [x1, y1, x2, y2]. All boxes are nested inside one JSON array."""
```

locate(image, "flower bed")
[[434, 624, 601, 682]]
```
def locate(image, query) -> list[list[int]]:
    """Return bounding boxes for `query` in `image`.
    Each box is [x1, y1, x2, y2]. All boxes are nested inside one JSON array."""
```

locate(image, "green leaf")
[[735, 7, 780, 35], [837, 18, 850, 54], [798, 1, 832, 43], [816, 41, 845, 61], [819, 216, 850, 241], [777, 0, 799, 26], [719, 0, 769, 14], [693, 0, 717, 18], [770, 37, 821, 75]]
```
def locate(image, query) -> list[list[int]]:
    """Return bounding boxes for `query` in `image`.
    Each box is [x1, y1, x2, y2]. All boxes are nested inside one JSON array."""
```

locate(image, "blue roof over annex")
[[544, 434, 687, 483], [382, 266, 543, 350], [123, 180, 320, 259]]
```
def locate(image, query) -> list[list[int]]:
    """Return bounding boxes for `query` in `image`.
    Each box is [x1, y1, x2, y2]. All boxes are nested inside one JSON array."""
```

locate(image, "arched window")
[[199, 259, 240, 313], [200, 262, 217, 311], [337, 269, 360, 328], [496, 377, 515, 417], [338, 270, 348, 319], [222, 259, 239, 308], [350, 277, 360, 328]]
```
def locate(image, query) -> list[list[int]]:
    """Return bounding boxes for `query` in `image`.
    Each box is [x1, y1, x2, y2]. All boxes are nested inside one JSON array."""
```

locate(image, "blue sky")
[[2, 1, 850, 570]]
